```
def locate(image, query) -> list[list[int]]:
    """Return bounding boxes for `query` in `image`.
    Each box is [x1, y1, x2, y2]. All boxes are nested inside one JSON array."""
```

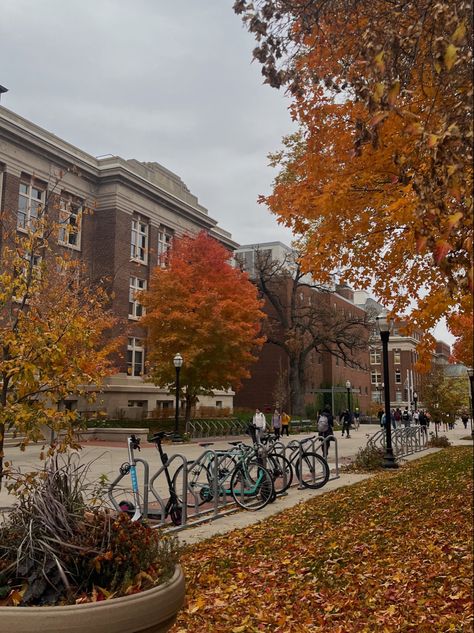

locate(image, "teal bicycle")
[[173, 442, 274, 511]]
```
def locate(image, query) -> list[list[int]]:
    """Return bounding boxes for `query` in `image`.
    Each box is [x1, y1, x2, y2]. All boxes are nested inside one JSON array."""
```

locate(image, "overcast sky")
[[0, 0, 454, 343], [1, 0, 294, 246]]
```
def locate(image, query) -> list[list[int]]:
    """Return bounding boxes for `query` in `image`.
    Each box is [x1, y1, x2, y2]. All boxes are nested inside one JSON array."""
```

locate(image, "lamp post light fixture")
[[413, 391, 418, 412], [376, 311, 398, 469], [345, 380, 352, 415], [467, 368, 474, 440], [172, 353, 184, 443]]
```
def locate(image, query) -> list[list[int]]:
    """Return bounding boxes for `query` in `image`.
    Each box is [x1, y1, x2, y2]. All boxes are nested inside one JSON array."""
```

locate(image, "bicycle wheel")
[[266, 452, 293, 494], [172, 462, 214, 508], [295, 451, 330, 489], [230, 461, 274, 510]]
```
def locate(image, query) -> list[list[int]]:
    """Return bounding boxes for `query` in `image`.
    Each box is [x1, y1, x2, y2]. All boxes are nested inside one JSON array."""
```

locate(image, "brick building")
[[0, 106, 237, 418], [233, 243, 371, 416]]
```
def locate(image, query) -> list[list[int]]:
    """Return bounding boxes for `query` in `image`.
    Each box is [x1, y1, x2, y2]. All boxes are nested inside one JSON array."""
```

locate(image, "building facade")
[[0, 106, 237, 418], [233, 243, 371, 415]]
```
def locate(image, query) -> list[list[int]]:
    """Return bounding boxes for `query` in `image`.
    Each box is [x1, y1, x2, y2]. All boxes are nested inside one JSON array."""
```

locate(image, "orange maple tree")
[[235, 0, 473, 354], [140, 231, 265, 421]]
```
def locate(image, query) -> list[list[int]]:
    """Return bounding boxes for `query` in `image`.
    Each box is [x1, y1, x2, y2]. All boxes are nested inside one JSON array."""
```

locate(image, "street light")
[[345, 380, 351, 414], [467, 368, 474, 440], [173, 353, 183, 443], [413, 391, 418, 412], [376, 311, 398, 469]]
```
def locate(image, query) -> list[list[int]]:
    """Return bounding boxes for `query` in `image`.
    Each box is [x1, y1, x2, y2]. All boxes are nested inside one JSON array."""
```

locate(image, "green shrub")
[[347, 444, 385, 471], [428, 433, 451, 448]]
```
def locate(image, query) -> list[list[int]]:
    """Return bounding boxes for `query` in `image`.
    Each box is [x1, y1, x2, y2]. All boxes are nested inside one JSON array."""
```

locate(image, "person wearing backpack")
[[341, 409, 352, 438], [271, 408, 282, 440], [318, 406, 333, 458], [402, 407, 411, 427]]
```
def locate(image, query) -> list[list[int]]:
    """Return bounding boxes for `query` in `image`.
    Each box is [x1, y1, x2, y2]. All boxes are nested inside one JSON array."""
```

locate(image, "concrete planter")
[[0, 565, 185, 633]]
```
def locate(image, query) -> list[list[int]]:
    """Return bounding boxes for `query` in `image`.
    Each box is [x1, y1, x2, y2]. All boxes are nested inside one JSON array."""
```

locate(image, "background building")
[[0, 106, 237, 418]]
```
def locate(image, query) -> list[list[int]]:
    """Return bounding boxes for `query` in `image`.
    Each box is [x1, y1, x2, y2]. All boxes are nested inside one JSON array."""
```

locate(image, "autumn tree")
[[140, 231, 265, 423], [0, 195, 118, 482], [421, 367, 469, 429], [244, 249, 370, 415], [234, 0, 473, 352]]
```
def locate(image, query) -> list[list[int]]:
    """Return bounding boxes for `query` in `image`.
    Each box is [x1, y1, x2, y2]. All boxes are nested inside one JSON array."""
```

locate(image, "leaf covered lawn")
[[172, 447, 473, 632]]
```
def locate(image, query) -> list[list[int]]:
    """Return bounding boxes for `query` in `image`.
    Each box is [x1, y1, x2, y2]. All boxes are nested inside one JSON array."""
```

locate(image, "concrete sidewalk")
[[1, 424, 471, 545]]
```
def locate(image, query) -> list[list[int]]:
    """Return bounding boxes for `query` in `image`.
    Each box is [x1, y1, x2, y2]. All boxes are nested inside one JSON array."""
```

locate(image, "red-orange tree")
[[140, 232, 265, 422], [234, 0, 473, 354]]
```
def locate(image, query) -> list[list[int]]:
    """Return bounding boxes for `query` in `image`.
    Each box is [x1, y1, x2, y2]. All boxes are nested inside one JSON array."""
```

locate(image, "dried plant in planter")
[[0, 452, 180, 606]]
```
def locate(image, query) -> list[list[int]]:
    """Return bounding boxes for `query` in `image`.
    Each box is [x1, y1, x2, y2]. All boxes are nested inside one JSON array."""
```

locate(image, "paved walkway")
[[1, 424, 471, 546]]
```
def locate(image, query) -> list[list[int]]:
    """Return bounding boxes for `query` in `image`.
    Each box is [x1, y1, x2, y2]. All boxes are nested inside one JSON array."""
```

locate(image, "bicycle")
[[172, 441, 275, 511], [284, 436, 330, 489], [113, 433, 184, 526]]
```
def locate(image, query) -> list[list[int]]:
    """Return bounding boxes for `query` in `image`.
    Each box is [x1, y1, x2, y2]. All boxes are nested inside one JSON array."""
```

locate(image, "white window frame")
[[157, 227, 173, 267], [127, 337, 145, 376], [371, 370, 382, 385], [393, 349, 401, 364], [18, 180, 45, 231], [128, 277, 146, 320], [130, 217, 148, 264], [370, 348, 381, 364], [395, 369, 402, 384], [58, 195, 82, 249]]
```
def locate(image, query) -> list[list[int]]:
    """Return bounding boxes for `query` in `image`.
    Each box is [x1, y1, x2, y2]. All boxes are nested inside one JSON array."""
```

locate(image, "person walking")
[[419, 409, 428, 440], [353, 407, 360, 430], [341, 409, 352, 438], [271, 408, 282, 440], [394, 407, 402, 428], [318, 406, 334, 458], [252, 408, 267, 443], [402, 407, 411, 427], [461, 413, 469, 430], [281, 411, 291, 437]]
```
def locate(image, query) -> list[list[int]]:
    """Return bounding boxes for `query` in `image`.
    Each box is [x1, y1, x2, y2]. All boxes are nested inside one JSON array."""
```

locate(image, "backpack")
[[318, 414, 329, 433], [402, 411, 410, 421]]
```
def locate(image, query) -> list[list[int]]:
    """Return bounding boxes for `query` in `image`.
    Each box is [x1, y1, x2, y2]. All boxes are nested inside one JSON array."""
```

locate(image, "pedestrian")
[[394, 407, 402, 428], [318, 406, 334, 458], [271, 408, 282, 440], [377, 408, 384, 425], [341, 409, 352, 438], [413, 409, 420, 425], [281, 411, 291, 436], [353, 407, 360, 430], [402, 407, 411, 427], [461, 413, 469, 429], [252, 408, 267, 443], [419, 410, 428, 439]]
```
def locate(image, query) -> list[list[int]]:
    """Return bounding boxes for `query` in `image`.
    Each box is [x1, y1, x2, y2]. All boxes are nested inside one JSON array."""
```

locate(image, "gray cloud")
[[1, 0, 294, 245]]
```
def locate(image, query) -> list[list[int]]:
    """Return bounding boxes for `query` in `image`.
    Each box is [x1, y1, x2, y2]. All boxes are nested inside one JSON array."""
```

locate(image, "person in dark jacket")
[[341, 409, 352, 438]]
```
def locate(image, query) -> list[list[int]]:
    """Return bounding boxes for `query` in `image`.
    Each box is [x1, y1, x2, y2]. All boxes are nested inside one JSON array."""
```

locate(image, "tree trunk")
[[0, 421, 5, 489], [288, 355, 306, 416]]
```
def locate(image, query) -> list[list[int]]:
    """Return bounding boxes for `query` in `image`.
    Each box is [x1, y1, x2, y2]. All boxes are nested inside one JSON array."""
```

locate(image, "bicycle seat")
[[150, 431, 171, 442], [199, 442, 214, 447]]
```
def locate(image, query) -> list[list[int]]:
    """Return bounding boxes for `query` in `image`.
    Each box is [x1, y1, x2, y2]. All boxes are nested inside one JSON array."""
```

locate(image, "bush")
[[347, 444, 385, 471], [428, 433, 452, 448], [0, 453, 180, 605]]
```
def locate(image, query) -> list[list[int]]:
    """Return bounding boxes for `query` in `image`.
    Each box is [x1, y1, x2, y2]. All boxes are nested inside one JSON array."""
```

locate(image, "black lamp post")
[[345, 380, 351, 414], [467, 368, 474, 440], [413, 391, 418, 412], [172, 353, 183, 443], [376, 311, 398, 469]]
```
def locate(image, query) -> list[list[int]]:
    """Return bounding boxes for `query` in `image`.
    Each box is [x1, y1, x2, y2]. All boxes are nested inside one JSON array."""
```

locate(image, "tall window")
[[393, 349, 401, 364], [58, 195, 82, 249], [370, 348, 381, 364], [157, 227, 173, 267], [130, 217, 148, 263], [18, 180, 45, 230], [127, 337, 145, 376], [371, 370, 382, 384], [395, 369, 401, 384], [129, 277, 146, 319]]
